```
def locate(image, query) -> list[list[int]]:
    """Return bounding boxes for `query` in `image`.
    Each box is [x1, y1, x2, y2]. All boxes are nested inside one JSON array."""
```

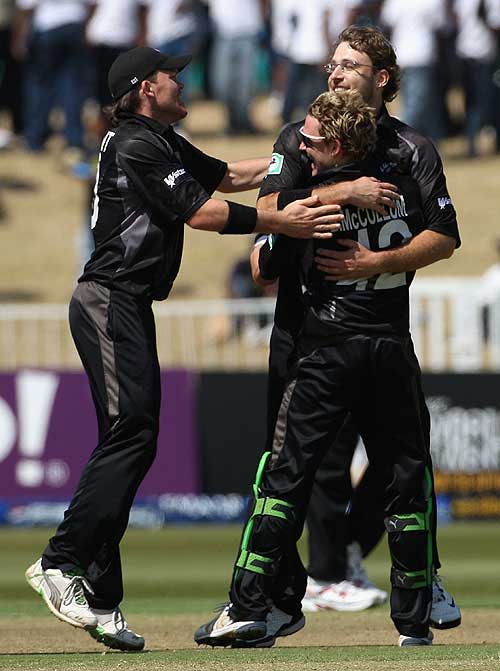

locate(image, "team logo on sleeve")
[[267, 153, 284, 175], [164, 168, 188, 189], [437, 196, 453, 210]]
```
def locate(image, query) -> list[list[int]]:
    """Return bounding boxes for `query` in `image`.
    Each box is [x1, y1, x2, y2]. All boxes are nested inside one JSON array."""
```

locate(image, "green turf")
[[1, 522, 499, 669], [2, 522, 498, 614], [1, 646, 500, 671]]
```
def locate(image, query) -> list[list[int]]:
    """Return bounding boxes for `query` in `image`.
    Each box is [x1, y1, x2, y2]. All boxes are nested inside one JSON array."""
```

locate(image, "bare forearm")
[[188, 196, 342, 238], [316, 229, 456, 281], [257, 186, 344, 210], [257, 193, 278, 211], [187, 199, 230, 231], [218, 158, 270, 192], [372, 230, 455, 274], [187, 200, 295, 235], [260, 177, 400, 214], [250, 243, 276, 286], [312, 182, 352, 206]]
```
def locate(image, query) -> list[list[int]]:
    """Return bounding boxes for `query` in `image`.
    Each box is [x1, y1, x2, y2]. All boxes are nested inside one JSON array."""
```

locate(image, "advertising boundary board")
[[198, 372, 500, 520], [1, 370, 499, 523], [0, 369, 199, 500]]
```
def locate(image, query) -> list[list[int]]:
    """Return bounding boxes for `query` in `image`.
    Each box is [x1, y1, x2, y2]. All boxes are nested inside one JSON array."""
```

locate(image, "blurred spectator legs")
[[24, 21, 86, 152], [157, 33, 198, 106], [400, 66, 443, 142], [0, 26, 24, 146], [491, 58, 500, 153], [211, 33, 258, 134], [282, 62, 325, 124], [461, 58, 494, 158]]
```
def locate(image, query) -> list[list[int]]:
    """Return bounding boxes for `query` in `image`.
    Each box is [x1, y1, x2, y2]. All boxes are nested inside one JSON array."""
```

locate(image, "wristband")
[[219, 201, 258, 235], [277, 188, 313, 211]]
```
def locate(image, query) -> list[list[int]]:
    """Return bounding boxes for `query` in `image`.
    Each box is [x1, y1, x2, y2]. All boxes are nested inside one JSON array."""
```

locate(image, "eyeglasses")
[[324, 59, 376, 75], [299, 125, 326, 148]]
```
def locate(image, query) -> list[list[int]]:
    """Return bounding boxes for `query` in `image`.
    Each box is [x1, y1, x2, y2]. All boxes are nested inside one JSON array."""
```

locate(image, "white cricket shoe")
[[302, 576, 329, 612], [88, 607, 145, 651], [430, 572, 461, 629], [25, 558, 97, 629], [194, 603, 266, 646], [346, 542, 388, 605], [398, 630, 433, 646], [316, 579, 382, 611]]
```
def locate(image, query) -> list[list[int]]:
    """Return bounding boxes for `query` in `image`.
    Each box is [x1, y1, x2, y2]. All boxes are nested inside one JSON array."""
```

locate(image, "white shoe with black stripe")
[[399, 630, 433, 646], [88, 607, 145, 651]]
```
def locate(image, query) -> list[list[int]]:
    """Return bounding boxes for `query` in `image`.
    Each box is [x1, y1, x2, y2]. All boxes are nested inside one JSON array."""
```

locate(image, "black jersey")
[[257, 106, 461, 339], [300, 158, 425, 337], [81, 113, 227, 301], [259, 106, 460, 246]]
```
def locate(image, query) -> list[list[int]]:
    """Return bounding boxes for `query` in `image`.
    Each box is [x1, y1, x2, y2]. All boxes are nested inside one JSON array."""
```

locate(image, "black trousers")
[[267, 326, 385, 583], [230, 334, 432, 637], [42, 281, 161, 609], [267, 326, 439, 584]]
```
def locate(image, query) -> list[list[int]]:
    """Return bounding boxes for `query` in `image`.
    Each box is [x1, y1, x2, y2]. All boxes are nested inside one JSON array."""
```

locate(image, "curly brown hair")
[[308, 90, 377, 160], [332, 25, 400, 103]]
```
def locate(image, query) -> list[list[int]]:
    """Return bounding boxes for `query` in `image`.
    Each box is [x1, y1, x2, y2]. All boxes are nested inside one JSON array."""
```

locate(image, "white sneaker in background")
[[346, 542, 388, 605], [302, 576, 330, 612], [316, 579, 381, 611]]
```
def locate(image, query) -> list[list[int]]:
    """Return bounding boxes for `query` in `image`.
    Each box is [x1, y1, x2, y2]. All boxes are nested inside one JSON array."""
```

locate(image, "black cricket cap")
[[108, 47, 192, 101]]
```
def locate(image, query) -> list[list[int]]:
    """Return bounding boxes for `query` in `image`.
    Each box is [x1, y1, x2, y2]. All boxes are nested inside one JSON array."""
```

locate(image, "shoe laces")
[[111, 608, 127, 632], [432, 573, 447, 601], [213, 602, 231, 614], [64, 575, 93, 606]]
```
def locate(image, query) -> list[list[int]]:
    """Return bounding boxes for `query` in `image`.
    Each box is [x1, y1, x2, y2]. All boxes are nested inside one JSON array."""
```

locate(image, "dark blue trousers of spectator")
[[462, 58, 494, 157], [282, 62, 325, 124], [25, 21, 87, 151]]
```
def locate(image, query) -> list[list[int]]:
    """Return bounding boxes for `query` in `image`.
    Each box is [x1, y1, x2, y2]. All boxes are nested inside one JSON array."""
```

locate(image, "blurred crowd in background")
[[1, 0, 500, 163]]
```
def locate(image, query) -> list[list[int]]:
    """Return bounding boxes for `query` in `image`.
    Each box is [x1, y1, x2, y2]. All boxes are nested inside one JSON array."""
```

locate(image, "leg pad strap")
[[236, 550, 274, 575], [385, 512, 426, 533], [391, 567, 429, 589], [252, 496, 294, 522]]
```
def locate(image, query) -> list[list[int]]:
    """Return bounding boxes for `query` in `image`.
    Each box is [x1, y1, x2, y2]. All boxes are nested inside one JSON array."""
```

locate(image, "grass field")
[[1, 522, 499, 670]]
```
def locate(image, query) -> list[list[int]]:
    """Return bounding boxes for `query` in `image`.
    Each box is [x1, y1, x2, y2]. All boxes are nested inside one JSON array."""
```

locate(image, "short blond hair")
[[308, 90, 377, 159]]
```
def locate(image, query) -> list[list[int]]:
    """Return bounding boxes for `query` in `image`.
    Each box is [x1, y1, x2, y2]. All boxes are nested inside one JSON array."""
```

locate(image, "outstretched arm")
[[217, 158, 271, 193], [187, 195, 343, 239], [258, 176, 401, 215], [315, 229, 455, 281]]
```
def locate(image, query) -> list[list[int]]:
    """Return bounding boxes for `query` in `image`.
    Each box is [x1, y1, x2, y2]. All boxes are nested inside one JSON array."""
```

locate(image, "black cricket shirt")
[[257, 106, 461, 336], [81, 113, 227, 301]]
